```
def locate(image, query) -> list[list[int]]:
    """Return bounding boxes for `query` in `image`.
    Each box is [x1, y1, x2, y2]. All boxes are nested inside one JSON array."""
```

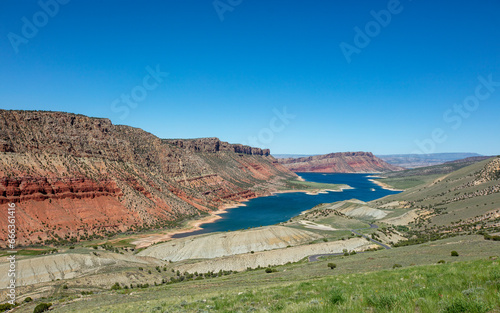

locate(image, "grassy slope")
[[375, 157, 493, 190], [373, 157, 500, 228], [377, 174, 443, 190], [28, 236, 500, 313]]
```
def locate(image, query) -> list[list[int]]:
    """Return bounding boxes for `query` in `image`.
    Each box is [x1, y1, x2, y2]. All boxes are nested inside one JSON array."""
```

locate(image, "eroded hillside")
[[0, 110, 296, 246]]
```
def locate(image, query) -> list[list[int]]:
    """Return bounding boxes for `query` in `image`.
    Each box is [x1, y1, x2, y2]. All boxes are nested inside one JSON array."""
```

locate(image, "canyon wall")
[[0, 110, 296, 246]]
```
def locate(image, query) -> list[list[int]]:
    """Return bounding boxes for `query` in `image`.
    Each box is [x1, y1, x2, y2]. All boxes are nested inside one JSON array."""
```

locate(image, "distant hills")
[[381, 155, 493, 180], [277, 152, 403, 173], [377, 153, 484, 168], [275, 152, 486, 169]]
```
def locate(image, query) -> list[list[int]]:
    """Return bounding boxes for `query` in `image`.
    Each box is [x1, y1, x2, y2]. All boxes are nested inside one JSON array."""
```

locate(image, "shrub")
[[329, 288, 344, 305], [110, 282, 121, 290], [437, 260, 446, 264], [69, 246, 75, 249], [366, 294, 397, 310], [265, 268, 277, 273], [33, 303, 52, 313], [392, 264, 402, 269], [327, 263, 337, 270], [451, 251, 459, 257], [24, 297, 33, 303], [442, 298, 490, 313], [0, 303, 14, 312], [62, 284, 68, 289]]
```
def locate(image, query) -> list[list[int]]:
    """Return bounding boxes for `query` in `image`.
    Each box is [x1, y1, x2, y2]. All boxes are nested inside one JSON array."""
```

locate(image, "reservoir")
[[173, 173, 400, 238]]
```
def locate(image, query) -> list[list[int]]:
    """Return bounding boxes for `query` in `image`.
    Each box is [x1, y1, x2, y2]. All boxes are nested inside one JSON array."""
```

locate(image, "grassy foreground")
[[48, 258, 500, 313]]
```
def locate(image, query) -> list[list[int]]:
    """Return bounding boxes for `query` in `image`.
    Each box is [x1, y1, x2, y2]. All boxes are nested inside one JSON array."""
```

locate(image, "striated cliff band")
[[0, 110, 296, 247], [278, 152, 404, 173]]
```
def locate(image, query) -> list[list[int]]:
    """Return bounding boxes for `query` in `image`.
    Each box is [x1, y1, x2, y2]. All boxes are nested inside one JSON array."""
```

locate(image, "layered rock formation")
[[166, 138, 270, 156], [0, 110, 296, 247], [138, 226, 322, 262], [278, 152, 404, 173]]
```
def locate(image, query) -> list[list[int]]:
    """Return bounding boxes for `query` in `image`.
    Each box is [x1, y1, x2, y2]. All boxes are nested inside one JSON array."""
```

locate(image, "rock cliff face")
[[166, 138, 270, 156], [278, 152, 404, 173], [0, 110, 296, 247]]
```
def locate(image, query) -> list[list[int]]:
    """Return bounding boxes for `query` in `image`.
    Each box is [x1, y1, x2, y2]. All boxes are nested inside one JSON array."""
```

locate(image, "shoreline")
[[130, 184, 353, 249], [368, 178, 403, 192], [272, 184, 353, 196], [131, 175, 359, 249], [131, 201, 248, 249]]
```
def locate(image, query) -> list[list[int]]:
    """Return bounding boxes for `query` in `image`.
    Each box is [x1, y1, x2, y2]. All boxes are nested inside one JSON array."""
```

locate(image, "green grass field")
[[76, 259, 498, 313]]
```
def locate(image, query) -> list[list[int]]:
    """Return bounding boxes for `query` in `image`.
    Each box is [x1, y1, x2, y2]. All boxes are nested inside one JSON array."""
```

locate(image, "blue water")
[[172, 173, 400, 238]]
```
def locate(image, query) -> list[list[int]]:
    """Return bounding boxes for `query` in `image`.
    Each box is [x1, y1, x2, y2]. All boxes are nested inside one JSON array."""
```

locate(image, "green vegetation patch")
[[285, 180, 349, 191], [0, 248, 52, 258], [376, 174, 442, 190]]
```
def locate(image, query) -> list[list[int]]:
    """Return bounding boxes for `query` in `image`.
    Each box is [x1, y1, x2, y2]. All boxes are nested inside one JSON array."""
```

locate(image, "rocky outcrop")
[[0, 110, 296, 247], [278, 152, 404, 173], [474, 157, 500, 185], [165, 138, 270, 156]]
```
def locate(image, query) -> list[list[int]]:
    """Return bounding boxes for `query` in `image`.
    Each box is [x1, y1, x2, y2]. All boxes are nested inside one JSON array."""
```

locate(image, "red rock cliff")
[[0, 110, 296, 247]]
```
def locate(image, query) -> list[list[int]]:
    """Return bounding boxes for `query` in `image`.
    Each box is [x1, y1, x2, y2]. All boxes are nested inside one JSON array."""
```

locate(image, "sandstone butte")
[[0, 110, 297, 247], [278, 151, 405, 173]]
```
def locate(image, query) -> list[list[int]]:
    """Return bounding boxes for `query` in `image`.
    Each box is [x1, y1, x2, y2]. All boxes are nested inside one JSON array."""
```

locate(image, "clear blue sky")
[[1, 0, 499, 155]]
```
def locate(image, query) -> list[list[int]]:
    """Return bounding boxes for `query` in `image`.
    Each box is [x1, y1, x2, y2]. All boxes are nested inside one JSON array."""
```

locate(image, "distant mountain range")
[[277, 152, 403, 173], [274, 153, 485, 169], [377, 153, 484, 168]]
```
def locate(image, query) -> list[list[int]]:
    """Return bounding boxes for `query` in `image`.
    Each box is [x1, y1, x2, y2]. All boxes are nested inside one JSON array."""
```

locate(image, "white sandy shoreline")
[[368, 178, 403, 192]]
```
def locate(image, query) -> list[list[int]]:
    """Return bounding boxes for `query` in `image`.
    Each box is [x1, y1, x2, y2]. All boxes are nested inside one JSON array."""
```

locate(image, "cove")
[[172, 173, 401, 238]]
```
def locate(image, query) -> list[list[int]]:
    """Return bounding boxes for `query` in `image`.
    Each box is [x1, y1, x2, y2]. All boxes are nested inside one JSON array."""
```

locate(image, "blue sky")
[[1, 0, 499, 155]]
